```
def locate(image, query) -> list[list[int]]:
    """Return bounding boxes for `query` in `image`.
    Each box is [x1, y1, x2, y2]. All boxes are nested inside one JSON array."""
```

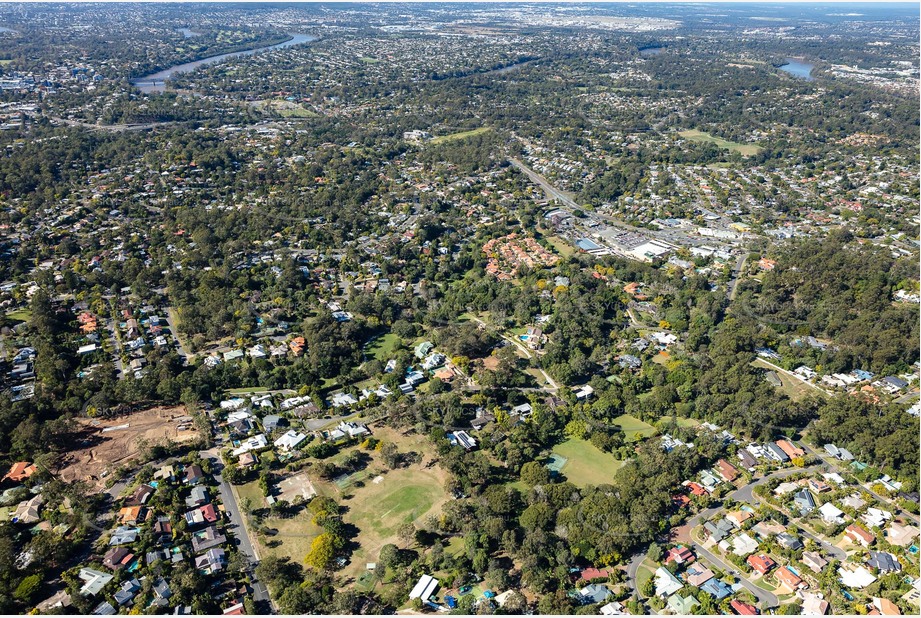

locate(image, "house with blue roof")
[[700, 577, 733, 600]]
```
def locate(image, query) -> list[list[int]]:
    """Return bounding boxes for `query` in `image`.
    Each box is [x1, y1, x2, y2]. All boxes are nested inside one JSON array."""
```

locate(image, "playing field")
[[339, 465, 447, 580], [551, 438, 625, 487], [613, 414, 658, 441], [678, 129, 762, 156], [430, 127, 491, 144]]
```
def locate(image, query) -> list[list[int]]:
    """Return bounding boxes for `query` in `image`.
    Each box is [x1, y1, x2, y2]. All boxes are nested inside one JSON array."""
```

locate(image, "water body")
[[779, 58, 815, 81], [132, 33, 316, 94], [178, 28, 202, 38], [639, 46, 664, 57]]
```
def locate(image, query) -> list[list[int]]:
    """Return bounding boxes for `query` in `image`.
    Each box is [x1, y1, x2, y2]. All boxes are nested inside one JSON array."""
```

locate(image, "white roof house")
[[818, 502, 845, 524], [274, 430, 308, 452], [79, 568, 114, 597], [731, 533, 759, 557], [231, 434, 268, 456], [838, 565, 877, 589], [408, 574, 439, 600], [654, 567, 682, 598]]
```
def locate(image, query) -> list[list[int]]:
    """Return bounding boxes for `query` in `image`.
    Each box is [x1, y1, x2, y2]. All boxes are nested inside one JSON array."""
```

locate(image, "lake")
[[639, 46, 664, 57], [132, 33, 317, 94], [178, 28, 202, 38], [779, 58, 815, 81]]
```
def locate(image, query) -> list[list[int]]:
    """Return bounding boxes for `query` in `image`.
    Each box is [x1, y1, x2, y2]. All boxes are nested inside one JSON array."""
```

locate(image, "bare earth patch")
[[56, 406, 199, 489]]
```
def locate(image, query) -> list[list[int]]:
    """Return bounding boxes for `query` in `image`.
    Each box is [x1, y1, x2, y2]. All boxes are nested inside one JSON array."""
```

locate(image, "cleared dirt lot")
[[56, 406, 200, 488]]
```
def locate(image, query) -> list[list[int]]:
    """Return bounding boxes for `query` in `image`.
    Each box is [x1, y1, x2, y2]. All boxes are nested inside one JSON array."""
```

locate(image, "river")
[[779, 58, 815, 81], [131, 33, 317, 94]]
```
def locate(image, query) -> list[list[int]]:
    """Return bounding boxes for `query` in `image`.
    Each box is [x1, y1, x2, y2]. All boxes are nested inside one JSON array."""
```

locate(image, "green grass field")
[[752, 358, 826, 401], [655, 416, 699, 431], [635, 560, 656, 598], [613, 414, 658, 442], [4, 309, 31, 323], [235, 480, 324, 564], [339, 465, 447, 581], [365, 332, 401, 362], [430, 127, 491, 144], [359, 56, 381, 64], [551, 438, 625, 487], [225, 386, 269, 395], [678, 129, 762, 156], [544, 235, 576, 258]]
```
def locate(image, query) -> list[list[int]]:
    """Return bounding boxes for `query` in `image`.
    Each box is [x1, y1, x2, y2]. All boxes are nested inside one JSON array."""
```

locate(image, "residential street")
[[201, 449, 272, 608]]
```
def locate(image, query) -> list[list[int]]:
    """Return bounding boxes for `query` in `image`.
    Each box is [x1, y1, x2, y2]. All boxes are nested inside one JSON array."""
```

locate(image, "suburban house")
[[727, 510, 754, 528], [184, 465, 205, 485], [867, 551, 901, 573], [729, 599, 758, 615], [666, 593, 699, 615], [747, 554, 776, 575], [802, 551, 828, 573], [194, 547, 227, 574], [845, 524, 876, 547], [273, 430, 307, 452], [775, 439, 804, 459], [765, 443, 790, 462], [818, 502, 845, 524], [730, 533, 759, 557], [654, 567, 682, 598], [2, 461, 37, 483], [700, 578, 733, 600], [716, 459, 739, 482], [777, 533, 804, 551], [191, 525, 227, 552], [448, 431, 477, 451], [78, 568, 114, 597], [793, 488, 816, 513], [775, 566, 804, 590], [102, 547, 134, 571], [684, 564, 714, 587], [664, 545, 695, 565], [800, 592, 829, 615], [885, 521, 920, 547]]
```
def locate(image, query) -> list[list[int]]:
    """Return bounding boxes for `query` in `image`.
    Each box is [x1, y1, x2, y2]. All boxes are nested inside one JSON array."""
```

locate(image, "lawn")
[[752, 358, 826, 400], [235, 479, 325, 564], [678, 129, 762, 156], [613, 414, 658, 442], [5, 308, 31, 322], [635, 560, 656, 598], [551, 438, 626, 487], [656, 416, 699, 431], [544, 235, 576, 258], [365, 332, 401, 362], [430, 127, 491, 144], [226, 386, 269, 395]]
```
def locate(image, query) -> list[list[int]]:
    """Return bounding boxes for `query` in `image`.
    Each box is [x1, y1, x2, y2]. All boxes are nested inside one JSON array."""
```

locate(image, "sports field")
[[551, 438, 625, 487], [678, 129, 762, 156]]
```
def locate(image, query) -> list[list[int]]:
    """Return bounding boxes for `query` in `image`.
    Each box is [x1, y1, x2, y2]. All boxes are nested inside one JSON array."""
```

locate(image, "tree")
[[520, 461, 551, 487], [305, 532, 338, 570], [398, 522, 416, 545]]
